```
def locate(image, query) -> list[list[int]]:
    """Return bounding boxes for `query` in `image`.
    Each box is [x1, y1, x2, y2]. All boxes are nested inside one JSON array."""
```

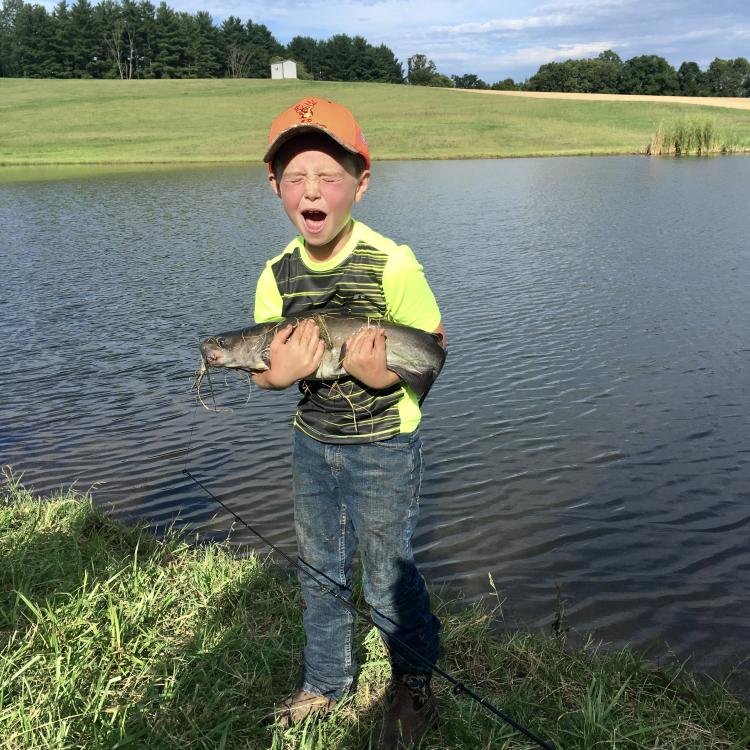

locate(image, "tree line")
[[0, 0, 402, 81], [524, 51, 750, 97], [1, 0, 748, 98], [412, 51, 750, 98]]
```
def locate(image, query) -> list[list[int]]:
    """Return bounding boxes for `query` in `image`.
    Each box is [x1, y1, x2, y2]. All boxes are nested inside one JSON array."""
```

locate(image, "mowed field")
[[2, 78, 750, 165]]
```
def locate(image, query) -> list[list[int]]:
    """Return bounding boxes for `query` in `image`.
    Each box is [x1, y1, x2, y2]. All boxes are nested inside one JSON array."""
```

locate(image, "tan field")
[[456, 88, 750, 110]]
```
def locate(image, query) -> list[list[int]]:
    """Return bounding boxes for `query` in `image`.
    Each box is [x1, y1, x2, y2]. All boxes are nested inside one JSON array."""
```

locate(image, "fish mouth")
[[302, 209, 327, 233], [200, 341, 226, 366]]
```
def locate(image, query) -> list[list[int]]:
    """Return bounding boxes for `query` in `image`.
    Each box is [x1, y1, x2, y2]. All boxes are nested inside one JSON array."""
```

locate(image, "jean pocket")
[[372, 430, 420, 450]]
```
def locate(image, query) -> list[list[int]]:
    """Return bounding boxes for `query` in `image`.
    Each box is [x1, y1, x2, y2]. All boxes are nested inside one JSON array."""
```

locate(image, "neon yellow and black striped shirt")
[[253, 220, 441, 444]]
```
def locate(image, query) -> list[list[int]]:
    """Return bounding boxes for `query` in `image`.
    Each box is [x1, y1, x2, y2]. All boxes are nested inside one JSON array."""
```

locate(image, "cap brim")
[[263, 124, 360, 164]]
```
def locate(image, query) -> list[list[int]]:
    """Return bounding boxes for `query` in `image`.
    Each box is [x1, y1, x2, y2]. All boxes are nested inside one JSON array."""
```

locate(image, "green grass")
[[2, 78, 750, 168], [646, 119, 740, 155], [1, 469, 749, 749]]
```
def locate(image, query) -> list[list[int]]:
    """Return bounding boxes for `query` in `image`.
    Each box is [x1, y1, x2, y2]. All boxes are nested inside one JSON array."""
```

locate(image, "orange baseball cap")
[[264, 97, 371, 171]]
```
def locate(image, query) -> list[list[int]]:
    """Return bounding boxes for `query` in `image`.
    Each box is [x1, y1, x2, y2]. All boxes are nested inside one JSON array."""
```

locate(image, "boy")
[[253, 97, 445, 749]]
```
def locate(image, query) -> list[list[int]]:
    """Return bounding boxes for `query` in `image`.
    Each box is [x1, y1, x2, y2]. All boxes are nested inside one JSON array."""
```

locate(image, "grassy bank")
[[1, 472, 748, 749], [2, 78, 750, 167]]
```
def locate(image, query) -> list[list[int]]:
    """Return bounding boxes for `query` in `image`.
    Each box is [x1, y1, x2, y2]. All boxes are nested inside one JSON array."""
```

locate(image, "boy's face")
[[269, 135, 369, 259]]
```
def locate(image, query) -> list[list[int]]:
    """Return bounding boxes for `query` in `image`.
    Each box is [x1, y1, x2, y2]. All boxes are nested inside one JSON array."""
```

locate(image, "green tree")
[[527, 51, 623, 94], [706, 57, 750, 96], [451, 72, 487, 89], [184, 9, 220, 77], [286, 34, 319, 78], [133, 0, 156, 77], [678, 61, 707, 96], [531, 56, 621, 93], [741, 58, 750, 97], [243, 18, 282, 77], [247, 19, 282, 56], [349, 35, 376, 81], [619, 54, 679, 95], [14, 2, 59, 76], [407, 53, 437, 85], [368, 43, 402, 83], [564, 59, 594, 92], [95, 0, 126, 78], [150, 0, 184, 77], [1, 0, 24, 76], [491, 78, 517, 90], [428, 72, 452, 87], [597, 49, 621, 64], [68, 0, 103, 77], [222, 15, 247, 77], [286, 33, 401, 83], [220, 14, 244, 48], [593, 49, 622, 92], [526, 61, 566, 91], [49, 1, 73, 76], [320, 33, 353, 80]]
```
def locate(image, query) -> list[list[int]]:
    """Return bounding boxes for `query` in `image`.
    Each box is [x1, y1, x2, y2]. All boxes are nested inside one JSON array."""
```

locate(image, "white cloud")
[[433, 40, 619, 69], [501, 41, 619, 65], [535, 0, 639, 16], [433, 14, 573, 34]]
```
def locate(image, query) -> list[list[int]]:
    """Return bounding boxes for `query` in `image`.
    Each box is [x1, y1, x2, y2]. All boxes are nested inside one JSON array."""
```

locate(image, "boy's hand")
[[254, 319, 325, 390], [342, 326, 400, 390]]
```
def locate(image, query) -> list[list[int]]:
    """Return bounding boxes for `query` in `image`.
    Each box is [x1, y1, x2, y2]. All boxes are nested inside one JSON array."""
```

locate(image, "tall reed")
[[646, 120, 738, 155]]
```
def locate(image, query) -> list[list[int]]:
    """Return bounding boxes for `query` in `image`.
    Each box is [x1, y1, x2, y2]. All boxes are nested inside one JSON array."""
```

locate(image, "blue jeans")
[[292, 428, 441, 700]]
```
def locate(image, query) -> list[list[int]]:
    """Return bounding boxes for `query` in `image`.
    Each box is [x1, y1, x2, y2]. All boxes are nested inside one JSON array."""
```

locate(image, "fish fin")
[[388, 365, 437, 406]]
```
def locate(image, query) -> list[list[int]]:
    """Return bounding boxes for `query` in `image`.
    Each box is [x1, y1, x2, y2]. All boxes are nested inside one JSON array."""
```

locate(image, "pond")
[[2, 156, 749, 691]]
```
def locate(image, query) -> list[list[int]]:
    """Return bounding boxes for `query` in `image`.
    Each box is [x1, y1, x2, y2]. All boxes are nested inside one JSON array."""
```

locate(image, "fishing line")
[[183, 348, 209, 472], [181, 467, 556, 750]]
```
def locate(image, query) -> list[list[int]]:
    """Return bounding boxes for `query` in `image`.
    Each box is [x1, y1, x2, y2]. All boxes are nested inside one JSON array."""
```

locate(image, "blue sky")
[[67, 0, 750, 82], [198, 0, 750, 81]]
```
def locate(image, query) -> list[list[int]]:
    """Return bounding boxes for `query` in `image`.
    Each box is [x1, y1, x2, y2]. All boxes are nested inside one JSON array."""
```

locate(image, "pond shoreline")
[[3, 150, 749, 185], [2, 475, 748, 748]]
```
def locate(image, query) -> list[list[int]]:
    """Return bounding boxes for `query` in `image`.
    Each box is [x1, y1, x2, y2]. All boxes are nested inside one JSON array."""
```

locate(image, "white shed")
[[271, 60, 298, 80]]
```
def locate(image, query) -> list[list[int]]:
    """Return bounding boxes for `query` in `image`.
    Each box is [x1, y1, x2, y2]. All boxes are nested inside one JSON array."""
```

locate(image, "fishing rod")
[[181, 467, 556, 750]]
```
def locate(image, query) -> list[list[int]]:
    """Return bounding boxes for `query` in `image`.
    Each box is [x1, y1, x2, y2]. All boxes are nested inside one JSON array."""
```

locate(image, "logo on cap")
[[294, 99, 317, 123]]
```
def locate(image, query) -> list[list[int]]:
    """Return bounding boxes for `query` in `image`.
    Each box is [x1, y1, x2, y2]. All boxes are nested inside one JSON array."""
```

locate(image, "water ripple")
[[2, 158, 750, 690]]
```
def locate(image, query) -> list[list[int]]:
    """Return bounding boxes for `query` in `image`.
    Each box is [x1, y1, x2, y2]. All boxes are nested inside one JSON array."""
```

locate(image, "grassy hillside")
[[2, 78, 750, 166]]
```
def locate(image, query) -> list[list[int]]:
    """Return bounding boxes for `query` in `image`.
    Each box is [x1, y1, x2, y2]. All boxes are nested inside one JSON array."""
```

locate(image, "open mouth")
[[302, 210, 327, 233]]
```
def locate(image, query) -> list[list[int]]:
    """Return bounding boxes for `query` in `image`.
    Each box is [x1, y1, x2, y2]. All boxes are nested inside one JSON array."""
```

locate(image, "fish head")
[[199, 326, 272, 372]]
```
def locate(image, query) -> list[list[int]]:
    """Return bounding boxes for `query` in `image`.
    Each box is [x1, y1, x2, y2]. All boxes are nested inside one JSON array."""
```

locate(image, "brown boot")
[[373, 674, 438, 749], [264, 689, 336, 728]]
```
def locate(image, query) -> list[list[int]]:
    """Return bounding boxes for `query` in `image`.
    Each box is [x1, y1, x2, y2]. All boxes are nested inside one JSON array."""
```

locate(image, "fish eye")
[[216, 337, 227, 348]]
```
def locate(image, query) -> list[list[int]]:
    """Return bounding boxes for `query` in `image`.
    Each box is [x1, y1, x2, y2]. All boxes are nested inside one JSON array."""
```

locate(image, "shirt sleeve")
[[382, 245, 442, 332], [253, 263, 284, 323]]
